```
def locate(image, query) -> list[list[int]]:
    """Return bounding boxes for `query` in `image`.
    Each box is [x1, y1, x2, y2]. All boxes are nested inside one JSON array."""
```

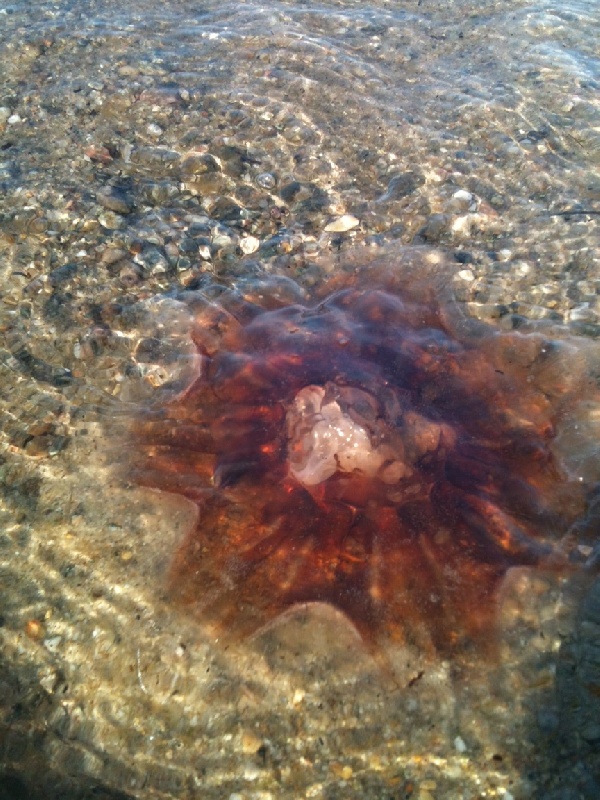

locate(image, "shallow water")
[[1, 1, 599, 798]]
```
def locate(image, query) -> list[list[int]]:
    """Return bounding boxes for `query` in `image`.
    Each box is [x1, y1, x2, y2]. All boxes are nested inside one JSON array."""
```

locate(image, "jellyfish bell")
[[113, 246, 600, 671]]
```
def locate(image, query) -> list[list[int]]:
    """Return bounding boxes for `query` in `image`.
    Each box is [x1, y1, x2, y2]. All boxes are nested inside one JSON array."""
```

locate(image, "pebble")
[[376, 171, 423, 201], [240, 731, 263, 754], [181, 153, 221, 175], [451, 213, 477, 237], [146, 123, 164, 137], [447, 189, 476, 214], [457, 269, 475, 282], [85, 144, 113, 164], [25, 619, 45, 640], [39, 666, 60, 694], [44, 635, 63, 654], [514, 261, 532, 276], [239, 235, 260, 255], [420, 213, 450, 242], [454, 735, 467, 753], [134, 247, 169, 274], [210, 196, 247, 224], [256, 172, 277, 189], [212, 232, 235, 249], [243, 763, 260, 780], [324, 214, 359, 232], [131, 146, 181, 169], [100, 247, 129, 267], [330, 762, 353, 780], [97, 187, 134, 215], [292, 688, 305, 705], [280, 181, 302, 202]]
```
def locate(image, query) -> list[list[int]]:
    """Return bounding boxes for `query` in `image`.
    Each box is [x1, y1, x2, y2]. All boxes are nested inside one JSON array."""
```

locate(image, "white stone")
[[452, 189, 473, 203], [324, 214, 359, 232], [43, 636, 62, 654], [451, 213, 476, 236], [239, 235, 260, 255], [146, 123, 163, 137]]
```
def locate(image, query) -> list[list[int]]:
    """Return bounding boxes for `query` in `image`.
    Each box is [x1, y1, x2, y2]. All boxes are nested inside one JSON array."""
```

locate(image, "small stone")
[[243, 763, 260, 780], [210, 196, 247, 224], [39, 667, 60, 693], [44, 635, 62, 654], [256, 172, 276, 189], [239, 236, 260, 255], [241, 731, 262, 754], [136, 248, 169, 274], [292, 688, 304, 705], [451, 214, 477, 237], [421, 213, 450, 242], [212, 233, 234, 249], [515, 261, 532, 276], [187, 219, 211, 236], [453, 189, 474, 203], [179, 238, 200, 255], [25, 434, 68, 457], [28, 420, 54, 437], [181, 153, 221, 175], [447, 189, 476, 213], [25, 619, 45, 640], [118, 262, 144, 286], [147, 123, 164, 137], [97, 187, 134, 215], [324, 214, 359, 232], [100, 247, 128, 266], [457, 269, 475, 282], [165, 242, 179, 262], [280, 181, 302, 202], [130, 146, 181, 169], [377, 171, 423, 201], [454, 735, 467, 752], [85, 144, 113, 164]]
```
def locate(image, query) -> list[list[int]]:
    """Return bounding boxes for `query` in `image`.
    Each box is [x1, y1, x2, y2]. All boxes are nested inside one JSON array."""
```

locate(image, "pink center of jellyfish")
[[287, 384, 396, 486], [286, 381, 454, 496]]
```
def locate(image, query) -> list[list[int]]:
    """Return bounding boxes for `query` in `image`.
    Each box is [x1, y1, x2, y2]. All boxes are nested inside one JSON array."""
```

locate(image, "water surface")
[[0, 1, 599, 798]]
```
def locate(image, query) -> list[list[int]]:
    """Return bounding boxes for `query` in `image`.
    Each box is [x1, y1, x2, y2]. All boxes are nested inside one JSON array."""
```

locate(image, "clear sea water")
[[0, 1, 599, 798]]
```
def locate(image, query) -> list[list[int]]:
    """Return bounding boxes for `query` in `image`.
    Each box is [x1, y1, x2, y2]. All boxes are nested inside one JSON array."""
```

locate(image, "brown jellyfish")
[[122, 247, 599, 661]]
